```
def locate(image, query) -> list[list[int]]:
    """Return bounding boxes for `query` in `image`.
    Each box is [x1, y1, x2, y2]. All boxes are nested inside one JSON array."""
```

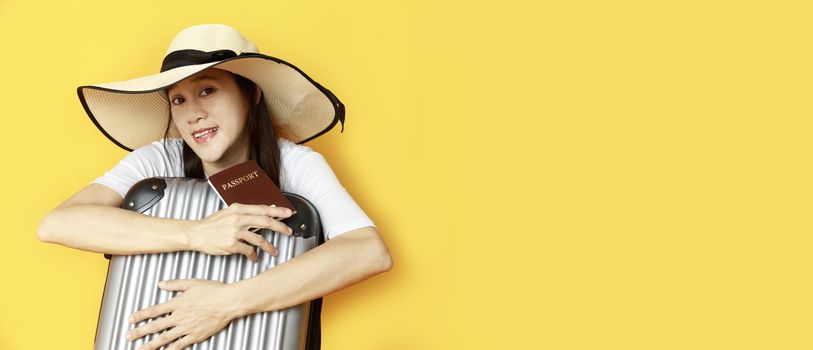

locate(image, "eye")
[[171, 96, 184, 105], [201, 87, 216, 96]]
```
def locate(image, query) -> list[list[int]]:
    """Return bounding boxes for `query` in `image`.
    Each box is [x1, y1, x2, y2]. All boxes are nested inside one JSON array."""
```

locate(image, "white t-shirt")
[[91, 137, 376, 240]]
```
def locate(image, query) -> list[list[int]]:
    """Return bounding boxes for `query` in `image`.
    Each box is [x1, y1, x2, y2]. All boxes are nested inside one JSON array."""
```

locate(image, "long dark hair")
[[161, 71, 282, 187]]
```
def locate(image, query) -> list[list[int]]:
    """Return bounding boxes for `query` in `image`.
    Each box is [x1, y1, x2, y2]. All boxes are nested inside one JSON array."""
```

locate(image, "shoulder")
[[278, 137, 319, 159], [122, 138, 183, 174], [278, 137, 331, 172], [278, 137, 328, 170], [130, 138, 182, 159], [277, 137, 336, 190]]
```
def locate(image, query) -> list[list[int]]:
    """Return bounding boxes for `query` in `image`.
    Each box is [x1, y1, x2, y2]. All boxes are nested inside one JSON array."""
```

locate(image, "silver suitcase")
[[94, 177, 324, 350]]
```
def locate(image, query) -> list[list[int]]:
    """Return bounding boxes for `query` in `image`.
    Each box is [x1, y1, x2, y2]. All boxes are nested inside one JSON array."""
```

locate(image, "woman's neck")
[[202, 142, 251, 177]]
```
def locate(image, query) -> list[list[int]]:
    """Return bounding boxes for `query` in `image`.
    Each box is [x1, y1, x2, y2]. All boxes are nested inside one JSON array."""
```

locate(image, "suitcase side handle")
[[281, 192, 322, 239], [103, 178, 169, 259], [120, 178, 168, 212]]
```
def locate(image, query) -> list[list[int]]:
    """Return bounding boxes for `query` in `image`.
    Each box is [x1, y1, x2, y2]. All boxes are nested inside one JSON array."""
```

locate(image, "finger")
[[230, 203, 294, 219], [141, 327, 184, 350], [233, 242, 258, 262], [238, 230, 278, 256], [166, 335, 197, 350], [239, 215, 294, 236], [126, 316, 174, 341], [158, 279, 203, 292], [130, 302, 172, 324]]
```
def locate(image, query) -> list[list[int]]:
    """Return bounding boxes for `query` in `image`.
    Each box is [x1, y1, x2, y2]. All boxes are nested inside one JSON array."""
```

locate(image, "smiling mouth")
[[192, 127, 218, 143]]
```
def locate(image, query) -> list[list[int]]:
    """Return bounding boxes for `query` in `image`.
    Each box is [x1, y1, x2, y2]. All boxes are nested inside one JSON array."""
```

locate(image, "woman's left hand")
[[126, 279, 242, 350]]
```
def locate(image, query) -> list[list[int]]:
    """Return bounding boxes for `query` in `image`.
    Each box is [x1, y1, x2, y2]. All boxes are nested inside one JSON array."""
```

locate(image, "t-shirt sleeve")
[[91, 141, 178, 198], [284, 150, 377, 241]]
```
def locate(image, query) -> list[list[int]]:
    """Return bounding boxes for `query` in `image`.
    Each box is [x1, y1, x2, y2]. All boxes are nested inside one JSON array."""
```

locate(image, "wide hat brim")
[[78, 52, 345, 151]]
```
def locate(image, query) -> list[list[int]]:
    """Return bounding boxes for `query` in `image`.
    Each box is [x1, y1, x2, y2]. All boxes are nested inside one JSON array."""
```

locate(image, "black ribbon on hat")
[[161, 49, 256, 72]]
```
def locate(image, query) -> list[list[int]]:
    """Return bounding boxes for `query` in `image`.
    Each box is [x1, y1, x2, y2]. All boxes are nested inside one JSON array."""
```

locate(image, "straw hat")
[[77, 24, 345, 151]]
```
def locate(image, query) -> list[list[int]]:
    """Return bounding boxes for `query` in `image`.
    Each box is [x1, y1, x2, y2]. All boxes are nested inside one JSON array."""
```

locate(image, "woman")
[[38, 24, 392, 350]]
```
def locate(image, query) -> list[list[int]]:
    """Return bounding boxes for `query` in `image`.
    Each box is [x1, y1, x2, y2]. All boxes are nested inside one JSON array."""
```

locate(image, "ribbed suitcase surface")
[[94, 177, 323, 350]]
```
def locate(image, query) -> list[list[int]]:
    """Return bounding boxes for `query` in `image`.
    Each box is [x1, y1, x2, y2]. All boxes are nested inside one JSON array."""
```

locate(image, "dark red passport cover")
[[207, 159, 295, 212]]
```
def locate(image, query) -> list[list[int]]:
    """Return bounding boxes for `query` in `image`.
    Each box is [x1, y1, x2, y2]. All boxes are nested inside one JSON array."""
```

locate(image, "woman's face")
[[167, 68, 251, 174]]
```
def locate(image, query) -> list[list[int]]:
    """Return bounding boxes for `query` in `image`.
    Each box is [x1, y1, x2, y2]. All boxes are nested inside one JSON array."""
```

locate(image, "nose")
[[186, 100, 208, 124]]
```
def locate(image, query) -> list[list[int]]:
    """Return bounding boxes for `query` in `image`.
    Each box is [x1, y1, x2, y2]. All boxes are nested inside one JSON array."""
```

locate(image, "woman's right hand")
[[183, 203, 295, 262]]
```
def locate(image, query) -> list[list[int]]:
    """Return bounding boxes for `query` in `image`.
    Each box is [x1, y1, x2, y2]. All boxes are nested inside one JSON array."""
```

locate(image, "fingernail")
[[126, 332, 133, 340], [129, 315, 135, 323]]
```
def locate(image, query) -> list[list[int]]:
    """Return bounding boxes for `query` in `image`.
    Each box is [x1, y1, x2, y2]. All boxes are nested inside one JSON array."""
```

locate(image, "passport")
[[207, 159, 295, 213]]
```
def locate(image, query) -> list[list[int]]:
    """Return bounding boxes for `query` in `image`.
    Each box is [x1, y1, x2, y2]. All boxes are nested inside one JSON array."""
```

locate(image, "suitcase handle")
[[121, 178, 167, 212], [105, 177, 324, 259]]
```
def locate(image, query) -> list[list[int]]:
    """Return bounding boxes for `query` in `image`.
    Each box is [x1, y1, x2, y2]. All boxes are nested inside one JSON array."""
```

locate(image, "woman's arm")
[[38, 183, 287, 259], [38, 183, 191, 254], [231, 225, 393, 315]]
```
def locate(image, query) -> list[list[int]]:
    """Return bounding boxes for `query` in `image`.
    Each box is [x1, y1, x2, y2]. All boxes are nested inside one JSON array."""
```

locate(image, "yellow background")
[[1, 0, 811, 349]]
